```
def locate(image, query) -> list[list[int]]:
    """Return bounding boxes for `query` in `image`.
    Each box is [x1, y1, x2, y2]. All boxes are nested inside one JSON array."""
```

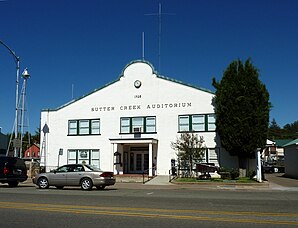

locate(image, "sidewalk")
[[21, 173, 298, 191]]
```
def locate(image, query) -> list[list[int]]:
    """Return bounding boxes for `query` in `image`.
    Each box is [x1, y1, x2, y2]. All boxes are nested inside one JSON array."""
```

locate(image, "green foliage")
[[171, 133, 205, 176], [218, 167, 240, 180], [247, 170, 256, 180], [268, 119, 298, 140], [212, 59, 270, 162]]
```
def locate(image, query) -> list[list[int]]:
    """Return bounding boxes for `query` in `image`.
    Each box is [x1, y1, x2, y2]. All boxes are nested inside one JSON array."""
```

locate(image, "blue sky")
[[0, 0, 297, 134]]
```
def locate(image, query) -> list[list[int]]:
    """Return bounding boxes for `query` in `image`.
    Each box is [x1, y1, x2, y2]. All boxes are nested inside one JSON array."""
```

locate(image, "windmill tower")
[[18, 68, 30, 158]]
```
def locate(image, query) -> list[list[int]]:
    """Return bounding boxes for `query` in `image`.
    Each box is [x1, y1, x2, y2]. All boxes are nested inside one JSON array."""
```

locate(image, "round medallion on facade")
[[134, 80, 142, 88]]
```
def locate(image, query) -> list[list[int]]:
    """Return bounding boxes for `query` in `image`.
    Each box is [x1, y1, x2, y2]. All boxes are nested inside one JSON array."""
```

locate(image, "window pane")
[[179, 116, 189, 131], [132, 117, 143, 127], [68, 150, 77, 164], [192, 115, 205, 131], [68, 120, 77, 135], [208, 114, 216, 131], [120, 118, 130, 133], [91, 119, 100, 134], [78, 150, 89, 165], [79, 120, 89, 135], [146, 117, 156, 132], [91, 150, 100, 168], [132, 117, 143, 132]]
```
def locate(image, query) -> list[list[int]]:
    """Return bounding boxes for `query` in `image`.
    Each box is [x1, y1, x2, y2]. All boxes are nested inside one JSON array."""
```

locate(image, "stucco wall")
[[285, 145, 298, 178], [40, 61, 222, 174]]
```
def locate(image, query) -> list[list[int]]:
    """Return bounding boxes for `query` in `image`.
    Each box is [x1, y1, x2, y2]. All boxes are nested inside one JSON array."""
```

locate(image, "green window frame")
[[68, 119, 100, 135], [178, 114, 215, 132], [79, 120, 89, 135], [178, 116, 189, 132], [91, 119, 100, 134], [146, 117, 156, 133], [120, 116, 156, 133], [68, 120, 78, 135]]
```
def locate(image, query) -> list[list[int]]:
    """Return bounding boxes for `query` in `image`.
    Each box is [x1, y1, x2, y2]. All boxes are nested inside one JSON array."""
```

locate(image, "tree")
[[171, 133, 205, 176], [283, 120, 298, 139], [212, 59, 270, 171], [268, 118, 282, 140], [31, 128, 40, 144]]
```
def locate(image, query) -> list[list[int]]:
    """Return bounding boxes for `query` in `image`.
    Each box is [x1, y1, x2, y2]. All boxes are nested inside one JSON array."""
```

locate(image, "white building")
[[40, 60, 234, 176], [283, 139, 298, 179]]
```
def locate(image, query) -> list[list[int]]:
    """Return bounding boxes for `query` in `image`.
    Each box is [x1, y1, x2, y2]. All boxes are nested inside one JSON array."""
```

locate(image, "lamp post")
[[0, 40, 20, 157]]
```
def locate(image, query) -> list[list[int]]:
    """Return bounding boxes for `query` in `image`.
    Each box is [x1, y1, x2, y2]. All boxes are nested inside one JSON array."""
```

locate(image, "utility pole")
[[0, 40, 21, 157], [145, 3, 174, 73]]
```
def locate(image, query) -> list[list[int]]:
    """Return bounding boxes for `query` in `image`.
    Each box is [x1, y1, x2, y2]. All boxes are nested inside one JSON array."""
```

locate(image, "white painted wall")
[[40, 61, 221, 174], [284, 144, 298, 178]]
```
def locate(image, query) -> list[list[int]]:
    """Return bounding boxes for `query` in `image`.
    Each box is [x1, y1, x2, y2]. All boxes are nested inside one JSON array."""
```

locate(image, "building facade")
[[40, 60, 233, 176], [284, 139, 298, 179], [23, 144, 40, 160], [0, 131, 9, 156]]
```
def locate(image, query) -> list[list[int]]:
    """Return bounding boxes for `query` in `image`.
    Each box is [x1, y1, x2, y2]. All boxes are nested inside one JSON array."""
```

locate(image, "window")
[[192, 115, 205, 131], [68, 119, 100, 135], [79, 120, 89, 135], [91, 119, 100, 134], [67, 149, 100, 168], [120, 118, 130, 133], [201, 148, 220, 167], [132, 117, 143, 132], [179, 116, 189, 132], [146, 117, 156, 133], [208, 114, 216, 131], [120, 116, 156, 133], [178, 114, 216, 132], [68, 120, 77, 135]]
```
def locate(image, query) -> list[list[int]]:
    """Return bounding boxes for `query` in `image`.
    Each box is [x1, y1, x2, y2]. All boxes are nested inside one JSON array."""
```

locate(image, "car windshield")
[[84, 164, 101, 171]]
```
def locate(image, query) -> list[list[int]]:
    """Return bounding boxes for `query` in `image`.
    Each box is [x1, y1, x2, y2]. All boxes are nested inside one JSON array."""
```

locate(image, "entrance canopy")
[[109, 138, 158, 144], [109, 138, 158, 176]]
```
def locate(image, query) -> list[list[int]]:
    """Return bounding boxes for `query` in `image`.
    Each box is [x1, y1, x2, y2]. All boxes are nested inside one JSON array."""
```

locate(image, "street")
[[0, 180, 297, 227]]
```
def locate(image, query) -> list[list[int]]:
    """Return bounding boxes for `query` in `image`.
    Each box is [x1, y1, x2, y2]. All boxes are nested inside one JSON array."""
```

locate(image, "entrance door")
[[129, 152, 149, 174]]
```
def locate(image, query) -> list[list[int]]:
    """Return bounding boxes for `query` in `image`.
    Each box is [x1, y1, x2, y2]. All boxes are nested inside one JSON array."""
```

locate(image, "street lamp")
[[0, 40, 20, 157]]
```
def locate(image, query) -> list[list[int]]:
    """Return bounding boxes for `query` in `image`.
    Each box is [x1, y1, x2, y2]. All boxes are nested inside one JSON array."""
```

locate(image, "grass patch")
[[175, 177, 257, 183]]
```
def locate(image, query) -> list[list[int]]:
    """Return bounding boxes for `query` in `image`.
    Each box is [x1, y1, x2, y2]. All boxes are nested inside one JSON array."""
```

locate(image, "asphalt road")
[[0, 179, 297, 228]]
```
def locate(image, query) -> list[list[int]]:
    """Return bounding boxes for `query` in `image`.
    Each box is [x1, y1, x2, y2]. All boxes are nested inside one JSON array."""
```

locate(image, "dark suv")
[[0, 156, 28, 187]]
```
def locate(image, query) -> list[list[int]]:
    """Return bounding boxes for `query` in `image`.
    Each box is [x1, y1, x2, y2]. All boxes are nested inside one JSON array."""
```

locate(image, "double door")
[[127, 151, 149, 174]]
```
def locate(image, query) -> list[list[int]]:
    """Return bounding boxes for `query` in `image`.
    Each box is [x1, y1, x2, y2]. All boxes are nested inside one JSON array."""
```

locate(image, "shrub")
[[230, 168, 240, 180], [247, 170, 256, 180], [219, 167, 239, 180]]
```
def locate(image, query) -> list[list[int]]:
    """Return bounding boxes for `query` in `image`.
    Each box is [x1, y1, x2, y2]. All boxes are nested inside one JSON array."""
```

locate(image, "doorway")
[[129, 147, 149, 174]]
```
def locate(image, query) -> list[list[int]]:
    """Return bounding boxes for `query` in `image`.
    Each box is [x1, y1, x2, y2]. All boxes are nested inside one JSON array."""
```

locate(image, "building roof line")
[[42, 59, 214, 112]]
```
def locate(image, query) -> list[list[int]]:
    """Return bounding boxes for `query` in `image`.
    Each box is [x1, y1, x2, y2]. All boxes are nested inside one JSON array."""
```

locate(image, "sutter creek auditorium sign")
[[91, 102, 192, 112]]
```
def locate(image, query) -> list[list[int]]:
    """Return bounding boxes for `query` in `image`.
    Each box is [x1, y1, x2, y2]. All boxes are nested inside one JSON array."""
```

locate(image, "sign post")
[[58, 148, 63, 167]]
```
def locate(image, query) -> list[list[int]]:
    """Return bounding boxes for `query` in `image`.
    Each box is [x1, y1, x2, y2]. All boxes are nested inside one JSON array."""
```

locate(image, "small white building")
[[283, 139, 298, 179], [40, 60, 235, 176]]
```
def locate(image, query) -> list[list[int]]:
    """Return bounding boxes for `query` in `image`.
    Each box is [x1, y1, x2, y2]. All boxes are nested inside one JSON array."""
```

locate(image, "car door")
[[48, 165, 69, 186], [66, 165, 84, 186]]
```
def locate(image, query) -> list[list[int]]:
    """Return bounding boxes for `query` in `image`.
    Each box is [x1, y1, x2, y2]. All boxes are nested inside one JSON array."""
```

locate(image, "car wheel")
[[38, 177, 49, 189], [8, 181, 18, 188], [81, 178, 93, 191], [96, 185, 105, 190], [55, 186, 64, 189]]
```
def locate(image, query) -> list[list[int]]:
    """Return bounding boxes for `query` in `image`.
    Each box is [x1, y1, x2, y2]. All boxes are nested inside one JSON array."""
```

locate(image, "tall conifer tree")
[[212, 59, 270, 169]]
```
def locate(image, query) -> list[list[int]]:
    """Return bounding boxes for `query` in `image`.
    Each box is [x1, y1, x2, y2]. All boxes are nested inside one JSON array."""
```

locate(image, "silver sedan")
[[33, 164, 116, 190]]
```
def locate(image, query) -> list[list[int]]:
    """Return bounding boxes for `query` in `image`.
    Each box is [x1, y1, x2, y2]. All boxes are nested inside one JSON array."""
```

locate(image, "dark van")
[[0, 156, 28, 187]]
